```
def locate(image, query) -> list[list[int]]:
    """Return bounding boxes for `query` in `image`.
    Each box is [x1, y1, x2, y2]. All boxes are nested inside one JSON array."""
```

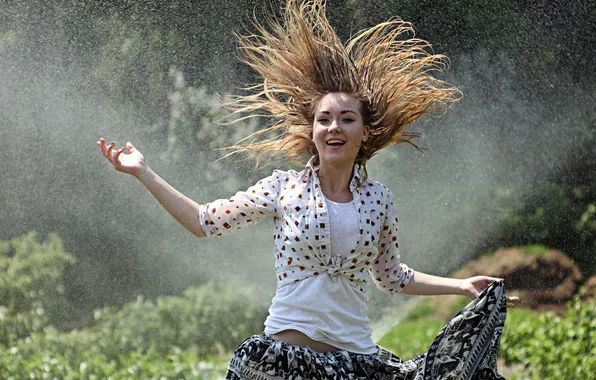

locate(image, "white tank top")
[[264, 197, 377, 354]]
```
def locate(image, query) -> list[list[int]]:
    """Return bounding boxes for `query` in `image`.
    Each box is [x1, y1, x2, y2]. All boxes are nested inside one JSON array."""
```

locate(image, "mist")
[[1, 1, 594, 321]]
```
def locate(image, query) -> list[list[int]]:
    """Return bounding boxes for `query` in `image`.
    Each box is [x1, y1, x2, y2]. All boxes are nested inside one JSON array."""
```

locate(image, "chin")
[[320, 153, 357, 167]]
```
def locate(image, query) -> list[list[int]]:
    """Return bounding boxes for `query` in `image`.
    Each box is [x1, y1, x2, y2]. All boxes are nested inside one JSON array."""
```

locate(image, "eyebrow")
[[318, 110, 357, 115]]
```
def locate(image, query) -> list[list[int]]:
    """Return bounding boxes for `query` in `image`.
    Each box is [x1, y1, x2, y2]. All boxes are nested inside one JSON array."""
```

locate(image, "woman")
[[98, 1, 519, 379]]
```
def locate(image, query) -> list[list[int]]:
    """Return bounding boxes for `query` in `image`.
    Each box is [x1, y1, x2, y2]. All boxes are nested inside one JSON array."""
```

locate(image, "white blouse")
[[199, 156, 414, 295]]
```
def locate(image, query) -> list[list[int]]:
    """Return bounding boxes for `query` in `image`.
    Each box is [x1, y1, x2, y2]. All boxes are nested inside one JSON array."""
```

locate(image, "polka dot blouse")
[[198, 156, 414, 294]]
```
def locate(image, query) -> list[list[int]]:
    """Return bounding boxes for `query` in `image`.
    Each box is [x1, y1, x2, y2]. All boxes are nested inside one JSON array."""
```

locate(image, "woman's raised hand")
[[97, 137, 206, 237], [97, 138, 147, 177]]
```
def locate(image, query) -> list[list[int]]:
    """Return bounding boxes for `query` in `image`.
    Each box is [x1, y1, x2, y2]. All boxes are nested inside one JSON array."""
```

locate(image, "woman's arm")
[[97, 139, 206, 238], [136, 166, 206, 238], [402, 271, 520, 308]]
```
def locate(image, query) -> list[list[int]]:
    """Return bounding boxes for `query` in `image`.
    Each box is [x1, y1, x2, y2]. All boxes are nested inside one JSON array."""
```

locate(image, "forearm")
[[136, 166, 206, 238], [401, 271, 465, 296]]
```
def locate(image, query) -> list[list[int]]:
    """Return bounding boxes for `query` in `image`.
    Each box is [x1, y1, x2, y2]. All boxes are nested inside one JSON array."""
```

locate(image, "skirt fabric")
[[226, 281, 507, 380]]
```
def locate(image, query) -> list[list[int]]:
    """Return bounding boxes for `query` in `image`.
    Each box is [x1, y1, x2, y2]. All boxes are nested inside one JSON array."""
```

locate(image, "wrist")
[[135, 164, 153, 183], [456, 279, 469, 297]]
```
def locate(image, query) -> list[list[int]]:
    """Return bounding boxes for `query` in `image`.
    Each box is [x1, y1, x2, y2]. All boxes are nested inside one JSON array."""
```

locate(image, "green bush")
[[577, 203, 596, 246], [91, 282, 268, 356], [500, 295, 596, 379], [485, 183, 596, 277], [0, 232, 267, 377], [0, 281, 267, 378], [0, 232, 76, 346], [0, 330, 227, 380]]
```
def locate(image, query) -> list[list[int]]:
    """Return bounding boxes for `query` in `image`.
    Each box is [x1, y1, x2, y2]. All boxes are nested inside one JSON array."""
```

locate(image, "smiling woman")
[[97, 0, 519, 379], [312, 93, 369, 175]]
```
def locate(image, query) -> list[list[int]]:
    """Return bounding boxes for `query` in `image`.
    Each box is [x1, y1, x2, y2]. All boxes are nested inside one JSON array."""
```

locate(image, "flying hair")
[[224, 0, 461, 177]]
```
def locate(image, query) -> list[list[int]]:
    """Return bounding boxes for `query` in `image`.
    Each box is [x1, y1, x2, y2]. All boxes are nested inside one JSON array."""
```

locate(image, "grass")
[[377, 316, 445, 360], [519, 245, 550, 256], [378, 296, 538, 370]]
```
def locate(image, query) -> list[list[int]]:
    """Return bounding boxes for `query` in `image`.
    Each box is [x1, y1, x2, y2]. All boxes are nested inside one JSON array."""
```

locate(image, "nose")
[[328, 119, 341, 132]]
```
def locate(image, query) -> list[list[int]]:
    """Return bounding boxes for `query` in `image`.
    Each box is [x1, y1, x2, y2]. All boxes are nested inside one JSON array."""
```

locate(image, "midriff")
[[270, 329, 340, 352]]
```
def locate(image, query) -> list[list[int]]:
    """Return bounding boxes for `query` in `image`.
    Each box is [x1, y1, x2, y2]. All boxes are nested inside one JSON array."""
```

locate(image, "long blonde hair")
[[225, 0, 460, 175]]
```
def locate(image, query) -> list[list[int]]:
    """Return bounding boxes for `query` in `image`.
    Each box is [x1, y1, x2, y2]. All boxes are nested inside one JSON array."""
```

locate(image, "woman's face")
[[312, 92, 369, 168]]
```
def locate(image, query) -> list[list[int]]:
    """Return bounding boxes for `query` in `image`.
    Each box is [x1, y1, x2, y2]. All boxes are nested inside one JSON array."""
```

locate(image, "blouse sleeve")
[[370, 188, 414, 294], [198, 171, 282, 237]]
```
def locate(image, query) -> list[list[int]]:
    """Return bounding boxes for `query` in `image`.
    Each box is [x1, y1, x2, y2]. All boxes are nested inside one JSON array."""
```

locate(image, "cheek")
[[349, 130, 365, 147], [312, 126, 325, 149], [311, 125, 327, 141], [349, 139, 362, 151]]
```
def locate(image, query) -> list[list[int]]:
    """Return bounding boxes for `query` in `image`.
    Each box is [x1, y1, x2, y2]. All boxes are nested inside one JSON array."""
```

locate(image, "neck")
[[318, 161, 354, 194]]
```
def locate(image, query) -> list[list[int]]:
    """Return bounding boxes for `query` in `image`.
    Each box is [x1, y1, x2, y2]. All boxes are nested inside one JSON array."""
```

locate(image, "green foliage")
[[380, 294, 596, 379], [93, 15, 186, 120], [518, 245, 549, 256], [0, 329, 227, 379], [0, 280, 266, 378], [90, 282, 267, 356], [0, 234, 266, 377], [577, 203, 596, 246], [163, 74, 260, 180], [485, 183, 596, 276], [0, 232, 76, 346], [500, 295, 596, 379]]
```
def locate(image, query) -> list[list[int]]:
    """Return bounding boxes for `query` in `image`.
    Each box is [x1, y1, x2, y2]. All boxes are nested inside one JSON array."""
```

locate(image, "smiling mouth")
[[326, 140, 345, 146]]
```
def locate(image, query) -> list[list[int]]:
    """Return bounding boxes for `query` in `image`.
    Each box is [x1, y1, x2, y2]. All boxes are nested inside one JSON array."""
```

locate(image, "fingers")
[[97, 138, 113, 159], [506, 296, 521, 308], [106, 141, 115, 158], [471, 276, 502, 288], [97, 138, 115, 156], [98, 138, 135, 154], [97, 138, 144, 177], [97, 138, 123, 168], [97, 138, 106, 154], [114, 147, 125, 162]]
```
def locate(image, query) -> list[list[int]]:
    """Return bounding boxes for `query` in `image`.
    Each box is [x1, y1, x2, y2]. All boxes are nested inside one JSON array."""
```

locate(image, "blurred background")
[[0, 0, 594, 377]]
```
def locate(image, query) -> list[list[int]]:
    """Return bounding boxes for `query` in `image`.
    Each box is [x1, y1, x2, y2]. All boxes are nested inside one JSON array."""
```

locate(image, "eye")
[[317, 118, 330, 123], [342, 118, 355, 123]]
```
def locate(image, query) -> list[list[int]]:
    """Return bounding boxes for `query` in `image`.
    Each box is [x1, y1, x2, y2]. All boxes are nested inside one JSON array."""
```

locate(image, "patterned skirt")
[[226, 281, 507, 380]]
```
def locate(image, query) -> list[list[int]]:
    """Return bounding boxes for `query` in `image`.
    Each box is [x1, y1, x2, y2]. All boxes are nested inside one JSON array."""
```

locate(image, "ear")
[[362, 125, 370, 142]]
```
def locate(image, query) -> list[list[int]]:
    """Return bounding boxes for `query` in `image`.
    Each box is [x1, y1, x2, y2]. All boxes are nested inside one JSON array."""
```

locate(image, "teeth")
[[327, 140, 344, 145]]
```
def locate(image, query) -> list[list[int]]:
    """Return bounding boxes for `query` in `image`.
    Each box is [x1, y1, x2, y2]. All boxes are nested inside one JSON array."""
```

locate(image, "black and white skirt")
[[226, 281, 507, 380]]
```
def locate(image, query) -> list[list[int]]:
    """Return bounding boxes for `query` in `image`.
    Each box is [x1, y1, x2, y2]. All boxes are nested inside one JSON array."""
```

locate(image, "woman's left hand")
[[460, 276, 521, 308]]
